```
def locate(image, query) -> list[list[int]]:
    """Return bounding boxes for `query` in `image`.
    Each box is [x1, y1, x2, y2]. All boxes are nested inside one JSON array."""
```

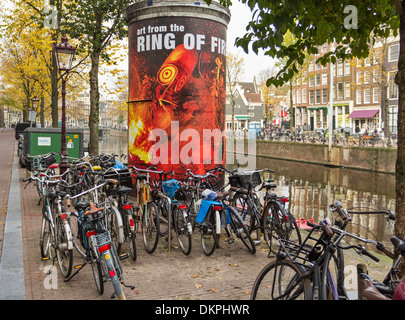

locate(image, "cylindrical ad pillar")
[[126, 0, 230, 177]]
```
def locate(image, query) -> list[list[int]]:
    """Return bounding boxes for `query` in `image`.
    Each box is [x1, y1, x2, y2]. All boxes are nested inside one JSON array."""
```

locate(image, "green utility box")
[[22, 128, 85, 165]]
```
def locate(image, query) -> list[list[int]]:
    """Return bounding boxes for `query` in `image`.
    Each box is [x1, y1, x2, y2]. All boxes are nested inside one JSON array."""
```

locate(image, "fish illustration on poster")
[[128, 16, 227, 178]]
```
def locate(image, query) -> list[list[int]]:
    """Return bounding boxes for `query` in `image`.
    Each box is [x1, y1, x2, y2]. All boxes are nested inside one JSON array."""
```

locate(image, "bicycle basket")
[[103, 168, 132, 188], [92, 232, 111, 247], [229, 171, 261, 189], [42, 154, 56, 167]]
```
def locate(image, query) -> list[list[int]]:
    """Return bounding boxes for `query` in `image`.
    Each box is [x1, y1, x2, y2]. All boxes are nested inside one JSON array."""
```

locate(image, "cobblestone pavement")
[[0, 128, 391, 303]]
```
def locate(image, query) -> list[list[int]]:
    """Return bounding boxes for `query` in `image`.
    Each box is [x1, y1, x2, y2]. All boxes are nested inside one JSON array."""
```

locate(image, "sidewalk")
[[0, 128, 272, 300]]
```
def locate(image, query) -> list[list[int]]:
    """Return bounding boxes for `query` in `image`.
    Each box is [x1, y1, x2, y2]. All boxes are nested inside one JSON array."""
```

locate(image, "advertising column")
[[126, 0, 230, 177]]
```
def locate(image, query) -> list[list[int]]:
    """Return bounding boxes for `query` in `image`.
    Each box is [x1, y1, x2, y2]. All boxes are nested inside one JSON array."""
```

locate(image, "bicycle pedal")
[[119, 253, 129, 260], [74, 264, 84, 269], [41, 257, 50, 261]]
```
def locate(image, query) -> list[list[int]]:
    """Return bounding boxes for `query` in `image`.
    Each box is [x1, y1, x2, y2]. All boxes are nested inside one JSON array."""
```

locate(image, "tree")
[[62, 0, 131, 155], [211, 0, 405, 248], [226, 50, 245, 131]]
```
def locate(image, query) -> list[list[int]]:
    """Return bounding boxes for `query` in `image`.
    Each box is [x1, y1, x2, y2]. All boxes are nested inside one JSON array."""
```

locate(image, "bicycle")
[[65, 179, 133, 299], [250, 202, 396, 300], [229, 169, 301, 252], [23, 172, 75, 278], [196, 189, 256, 256], [131, 166, 160, 254], [103, 167, 137, 260], [358, 236, 405, 300]]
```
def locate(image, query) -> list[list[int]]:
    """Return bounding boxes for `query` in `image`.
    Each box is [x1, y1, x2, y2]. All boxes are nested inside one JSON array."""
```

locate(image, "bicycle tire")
[[262, 202, 301, 252], [142, 201, 160, 253], [251, 258, 313, 300], [201, 209, 218, 256], [109, 206, 123, 254], [40, 209, 53, 259], [173, 206, 192, 255], [228, 206, 256, 254], [55, 217, 73, 278], [128, 232, 137, 261], [90, 250, 104, 295], [158, 198, 169, 236], [232, 193, 261, 243]]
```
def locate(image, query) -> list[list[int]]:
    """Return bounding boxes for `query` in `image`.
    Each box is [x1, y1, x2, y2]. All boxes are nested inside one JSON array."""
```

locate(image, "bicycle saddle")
[[117, 186, 132, 195], [263, 183, 277, 189], [84, 202, 104, 216], [391, 236, 405, 256], [74, 201, 90, 210], [136, 175, 147, 181]]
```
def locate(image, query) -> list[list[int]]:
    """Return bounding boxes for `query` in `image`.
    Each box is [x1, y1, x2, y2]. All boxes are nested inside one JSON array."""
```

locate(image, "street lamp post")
[[53, 35, 76, 175]]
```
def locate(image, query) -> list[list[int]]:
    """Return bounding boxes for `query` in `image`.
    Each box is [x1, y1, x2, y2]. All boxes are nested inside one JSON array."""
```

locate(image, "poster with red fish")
[[127, 17, 227, 178]]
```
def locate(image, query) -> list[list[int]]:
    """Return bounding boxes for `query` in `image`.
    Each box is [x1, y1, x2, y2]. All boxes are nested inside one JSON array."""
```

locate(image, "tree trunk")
[[88, 52, 100, 155], [395, 11, 405, 243]]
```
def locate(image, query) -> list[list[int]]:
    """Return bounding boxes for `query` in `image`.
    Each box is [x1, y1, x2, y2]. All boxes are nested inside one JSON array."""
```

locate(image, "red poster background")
[[128, 17, 226, 177]]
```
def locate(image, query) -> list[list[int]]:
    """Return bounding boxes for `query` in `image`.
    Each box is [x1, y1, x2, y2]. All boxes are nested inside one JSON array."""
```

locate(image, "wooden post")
[[357, 263, 368, 300]]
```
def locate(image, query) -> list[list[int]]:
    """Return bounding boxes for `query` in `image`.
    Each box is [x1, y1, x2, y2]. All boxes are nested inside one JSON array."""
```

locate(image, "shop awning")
[[348, 109, 379, 118]]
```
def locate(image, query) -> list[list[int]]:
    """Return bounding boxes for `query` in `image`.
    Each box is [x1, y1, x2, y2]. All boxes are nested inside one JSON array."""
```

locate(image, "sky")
[[227, 2, 275, 81]]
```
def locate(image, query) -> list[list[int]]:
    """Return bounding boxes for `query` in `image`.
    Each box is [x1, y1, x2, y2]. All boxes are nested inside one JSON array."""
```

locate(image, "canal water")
[[99, 134, 396, 245]]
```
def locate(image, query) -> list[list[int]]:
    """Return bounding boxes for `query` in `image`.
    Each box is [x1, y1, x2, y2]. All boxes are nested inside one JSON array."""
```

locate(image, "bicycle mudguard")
[[111, 205, 125, 244]]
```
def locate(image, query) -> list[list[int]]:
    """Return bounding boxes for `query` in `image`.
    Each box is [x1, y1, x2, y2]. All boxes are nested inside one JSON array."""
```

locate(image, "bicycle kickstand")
[[64, 261, 87, 282]]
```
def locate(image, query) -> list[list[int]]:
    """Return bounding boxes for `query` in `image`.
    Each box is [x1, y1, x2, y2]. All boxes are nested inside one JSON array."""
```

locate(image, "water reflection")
[[100, 135, 396, 243]]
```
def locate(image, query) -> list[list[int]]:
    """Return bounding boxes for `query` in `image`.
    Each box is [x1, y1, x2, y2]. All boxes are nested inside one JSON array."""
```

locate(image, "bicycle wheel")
[[251, 258, 312, 300], [109, 206, 123, 254], [158, 199, 169, 236], [347, 137, 355, 146], [228, 206, 256, 254], [90, 250, 104, 295], [262, 202, 301, 252], [173, 205, 192, 255], [201, 209, 218, 256], [232, 193, 261, 242], [128, 232, 137, 261], [40, 209, 54, 259], [141, 201, 160, 253], [55, 217, 73, 278]]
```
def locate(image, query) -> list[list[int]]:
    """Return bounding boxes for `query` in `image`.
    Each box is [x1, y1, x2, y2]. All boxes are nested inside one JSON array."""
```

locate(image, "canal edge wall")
[[236, 140, 396, 174]]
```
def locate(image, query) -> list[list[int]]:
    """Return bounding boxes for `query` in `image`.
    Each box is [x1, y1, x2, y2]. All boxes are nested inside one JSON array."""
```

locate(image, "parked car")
[[14, 122, 30, 139]]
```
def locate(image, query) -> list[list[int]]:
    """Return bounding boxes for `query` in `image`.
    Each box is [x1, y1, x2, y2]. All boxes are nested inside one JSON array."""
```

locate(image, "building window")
[[322, 89, 328, 104], [344, 61, 350, 76], [389, 71, 398, 99], [302, 88, 307, 103], [364, 71, 370, 84], [322, 73, 327, 85], [315, 74, 321, 86], [316, 89, 321, 104], [356, 89, 362, 104], [389, 106, 398, 133], [322, 43, 327, 52], [337, 82, 343, 100], [389, 44, 399, 62], [297, 89, 301, 103], [309, 61, 314, 71], [344, 82, 350, 99], [373, 87, 379, 103], [357, 71, 362, 84], [309, 76, 314, 87], [337, 61, 343, 76], [315, 62, 321, 70], [373, 69, 379, 83], [309, 90, 314, 105], [364, 89, 371, 104]]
